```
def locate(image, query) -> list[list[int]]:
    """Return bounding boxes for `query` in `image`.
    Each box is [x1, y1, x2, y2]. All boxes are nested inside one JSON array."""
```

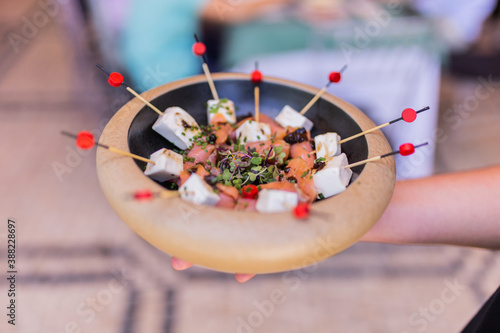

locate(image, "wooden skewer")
[[193, 35, 219, 101], [339, 122, 388, 144], [344, 156, 381, 169], [61, 131, 155, 165], [254, 86, 260, 122], [108, 146, 155, 164], [159, 190, 180, 199], [339, 106, 430, 144], [202, 63, 219, 101], [125, 87, 163, 116], [341, 142, 429, 169], [132, 189, 179, 201], [96, 64, 163, 116], [251, 62, 263, 122], [300, 65, 347, 116], [299, 84, 329, 115]]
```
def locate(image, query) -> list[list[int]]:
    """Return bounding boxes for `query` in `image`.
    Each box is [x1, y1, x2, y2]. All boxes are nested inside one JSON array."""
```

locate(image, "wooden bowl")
[[96, 73, 395, 274]]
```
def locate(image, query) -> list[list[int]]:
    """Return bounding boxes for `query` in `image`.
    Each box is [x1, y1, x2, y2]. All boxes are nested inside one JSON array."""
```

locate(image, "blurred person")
[[117, 0, 292, 90], [172, 165, 500, 331]]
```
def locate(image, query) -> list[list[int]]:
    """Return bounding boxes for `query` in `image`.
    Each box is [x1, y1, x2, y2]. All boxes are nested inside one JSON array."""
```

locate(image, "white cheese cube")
[[179, 173, 220, 206], [256, 189, 299, 213], [235, 120, 271, 143], [207, 99, 236, 124], [313, 153, 352, 199], [144, 148, 183, 182], [152, 107, 201, 150], [275, 105, 314, 131], [314, 132, 341, 159]]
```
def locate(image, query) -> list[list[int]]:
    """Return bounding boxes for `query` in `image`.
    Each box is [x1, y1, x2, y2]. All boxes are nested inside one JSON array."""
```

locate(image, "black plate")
[[128, 78, 368, 188]]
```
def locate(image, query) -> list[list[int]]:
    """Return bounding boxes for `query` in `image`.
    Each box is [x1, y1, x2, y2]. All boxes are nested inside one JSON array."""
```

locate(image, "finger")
[[235, 273, 256, 283], [171, 257, 194, 271]]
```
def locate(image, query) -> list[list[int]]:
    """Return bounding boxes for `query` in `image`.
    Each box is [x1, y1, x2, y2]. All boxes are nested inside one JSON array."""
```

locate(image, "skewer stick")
[[255, 86, 260, 122], [299, 65, 347, 116], [343, 142, 429, 169], [96, 64, 163, 116], [339, 106, 430, 144], [125, 87, 163, 116], [299, 85, 329, 115], [251, 62, 263, 122], [202, 63, 219, 100], [132, 189, 179, 201], [193, 34, 219, 100], [61, 131, 155, 165], [339, 123, 388, 144]]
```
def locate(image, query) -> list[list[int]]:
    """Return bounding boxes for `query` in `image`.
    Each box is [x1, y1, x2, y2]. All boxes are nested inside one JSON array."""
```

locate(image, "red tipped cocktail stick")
[[299, 64, 347, 115], [61, 130, 155, 164]]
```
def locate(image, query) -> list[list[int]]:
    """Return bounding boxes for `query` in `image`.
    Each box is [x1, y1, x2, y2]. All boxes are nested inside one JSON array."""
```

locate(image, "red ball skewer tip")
[[133, 190, 155, 201], [402, 108, 417, 123], [76, 131, 95, 150], [242, 184, 258, 199], [193, 42, 206, 56], [108, 72, 124, 87], [294, 203, 310, 219], [399, 143, 415, 156], [251, 70, 262, 84], [329, 71, 342, 83]]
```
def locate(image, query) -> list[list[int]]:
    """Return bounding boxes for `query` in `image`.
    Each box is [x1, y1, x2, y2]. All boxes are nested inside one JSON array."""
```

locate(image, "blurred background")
[[1, 0, 499, 332]]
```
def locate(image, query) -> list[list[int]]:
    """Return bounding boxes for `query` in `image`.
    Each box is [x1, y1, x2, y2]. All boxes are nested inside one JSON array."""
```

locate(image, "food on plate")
[[143, 100, 354, 213]]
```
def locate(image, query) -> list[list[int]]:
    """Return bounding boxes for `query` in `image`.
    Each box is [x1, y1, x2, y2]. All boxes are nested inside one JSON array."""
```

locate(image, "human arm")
[[360, 165, 500, 249]]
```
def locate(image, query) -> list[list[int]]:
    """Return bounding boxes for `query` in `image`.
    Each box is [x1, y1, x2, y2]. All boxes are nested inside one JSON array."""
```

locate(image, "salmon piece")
[[258, 114, 287, 140], [284, 158, 317, 202], [234, 198, 257, 211], [196, 165, 210, 178], [179, 170, 191, 186], [290, 141, 316, 168], [216, 183, 240, 201], [216, 193, 236, 209], [187, 144, 216, 164], [260, 181, 298, 193], [205, 151, 219, 173], [214, 123, 234, 145], [210, 113, 227, 125]]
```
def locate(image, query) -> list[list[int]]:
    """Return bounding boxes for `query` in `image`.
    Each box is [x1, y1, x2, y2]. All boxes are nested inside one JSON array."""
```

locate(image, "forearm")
[[361, 165, 500, 249]]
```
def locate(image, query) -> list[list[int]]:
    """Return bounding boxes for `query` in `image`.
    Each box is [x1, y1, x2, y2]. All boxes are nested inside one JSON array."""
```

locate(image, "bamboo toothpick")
[[194, 34, 219, 100], [342, 142, 429, 169], [202, 63, 219, 100], [255, 86, 260, 122], [125, 87, 163, 116], [96, 64, 163, 116], [251, 62, 263, 122], [299, 65, 347, 116], [339, 106, 430, 145], [61, 131, 155, 165], [299, 85, 329, 115], [339, 123, 388, 144]]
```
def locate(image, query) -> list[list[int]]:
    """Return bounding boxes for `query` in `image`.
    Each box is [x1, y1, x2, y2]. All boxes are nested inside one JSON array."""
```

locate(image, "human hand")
[[171, 257, 256, 283]]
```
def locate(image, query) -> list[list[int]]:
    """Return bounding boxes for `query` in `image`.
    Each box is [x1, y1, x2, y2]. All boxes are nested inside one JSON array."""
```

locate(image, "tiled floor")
[[1, 1, 499, 333]]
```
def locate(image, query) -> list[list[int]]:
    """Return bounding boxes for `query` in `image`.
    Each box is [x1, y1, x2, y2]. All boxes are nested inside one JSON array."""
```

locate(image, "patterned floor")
[[1, 1, 499, 333]]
